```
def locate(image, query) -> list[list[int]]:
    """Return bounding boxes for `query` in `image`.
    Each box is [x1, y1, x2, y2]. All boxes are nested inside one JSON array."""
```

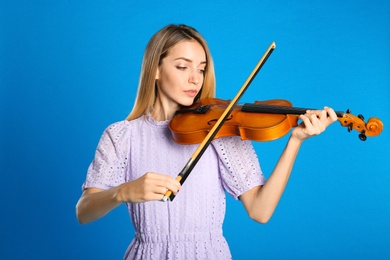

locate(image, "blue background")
[[1, 0, 389, 259]]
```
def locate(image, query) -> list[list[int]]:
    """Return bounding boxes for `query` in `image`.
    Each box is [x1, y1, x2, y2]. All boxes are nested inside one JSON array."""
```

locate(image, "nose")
[[189, 70, 201, 85]]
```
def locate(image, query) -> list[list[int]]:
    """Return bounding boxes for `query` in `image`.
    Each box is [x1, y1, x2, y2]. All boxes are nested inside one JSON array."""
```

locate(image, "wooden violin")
[[162, 42, 383, 202], [169, 98, 383, 144]]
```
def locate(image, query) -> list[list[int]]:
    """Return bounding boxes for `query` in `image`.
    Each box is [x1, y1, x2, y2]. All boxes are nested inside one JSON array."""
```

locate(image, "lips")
[[184, 90, 198, 97]]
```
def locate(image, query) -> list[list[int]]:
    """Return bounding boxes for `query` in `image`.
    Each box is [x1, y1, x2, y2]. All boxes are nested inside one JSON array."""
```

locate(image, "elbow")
[[248, 209, 274, 224], [75, 202, 89, 225], [77, 218, 87, 225], [75, 207, 85, 224], [76, 215, 88, 225], [250, 214, 271, 224], [76, 210, 89, 225]]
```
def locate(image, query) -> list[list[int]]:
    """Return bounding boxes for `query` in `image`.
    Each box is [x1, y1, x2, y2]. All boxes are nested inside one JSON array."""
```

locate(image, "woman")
[[76, 24, 337, 259]]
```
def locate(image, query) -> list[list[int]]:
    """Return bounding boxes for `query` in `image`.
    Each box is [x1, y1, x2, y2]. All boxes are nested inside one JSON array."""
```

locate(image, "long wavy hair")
[[126, 24, 216, 121]]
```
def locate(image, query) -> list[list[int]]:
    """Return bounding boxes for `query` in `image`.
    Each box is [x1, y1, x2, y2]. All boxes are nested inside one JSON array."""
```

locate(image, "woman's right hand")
[[116, 172, 182, 203], [76, 172, 181, 224]]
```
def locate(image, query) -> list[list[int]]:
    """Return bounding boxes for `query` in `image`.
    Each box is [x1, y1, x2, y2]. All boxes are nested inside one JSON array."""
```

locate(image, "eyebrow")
[[174, 57, 207, 64]]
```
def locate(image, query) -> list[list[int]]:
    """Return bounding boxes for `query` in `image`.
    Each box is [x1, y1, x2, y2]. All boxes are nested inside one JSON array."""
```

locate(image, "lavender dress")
[[82, 115, 265, 259]]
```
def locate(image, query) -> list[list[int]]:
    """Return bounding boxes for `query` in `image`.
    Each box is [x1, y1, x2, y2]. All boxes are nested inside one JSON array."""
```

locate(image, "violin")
[[169, 98, 384, 144], [162, 42, 383, 202]]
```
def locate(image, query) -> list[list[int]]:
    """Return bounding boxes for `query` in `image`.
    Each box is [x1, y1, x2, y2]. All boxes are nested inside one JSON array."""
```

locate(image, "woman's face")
[[155, 40, 206, 109]]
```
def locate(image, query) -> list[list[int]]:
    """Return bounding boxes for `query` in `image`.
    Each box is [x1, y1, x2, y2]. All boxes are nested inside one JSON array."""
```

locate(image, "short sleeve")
[[212, 136, 266, 200], [82, 121, 130, 191]]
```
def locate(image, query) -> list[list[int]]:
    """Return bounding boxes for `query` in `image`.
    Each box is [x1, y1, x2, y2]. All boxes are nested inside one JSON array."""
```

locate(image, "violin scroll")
[[338, 109, 384, 141]]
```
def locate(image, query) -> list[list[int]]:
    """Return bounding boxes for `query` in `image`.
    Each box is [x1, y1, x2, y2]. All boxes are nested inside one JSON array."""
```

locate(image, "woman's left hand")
[[292, 106, 338, 141]]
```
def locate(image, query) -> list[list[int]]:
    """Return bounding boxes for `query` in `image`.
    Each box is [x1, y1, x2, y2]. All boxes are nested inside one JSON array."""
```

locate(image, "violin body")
[[169, 98, 384, 144], [170, 98, 298, 144]]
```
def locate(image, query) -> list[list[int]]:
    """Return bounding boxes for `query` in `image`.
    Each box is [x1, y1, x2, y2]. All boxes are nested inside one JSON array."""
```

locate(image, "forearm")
[[246, 136, 302, 223], [76, 172, 182, 224], [76, 187, 123, 224]]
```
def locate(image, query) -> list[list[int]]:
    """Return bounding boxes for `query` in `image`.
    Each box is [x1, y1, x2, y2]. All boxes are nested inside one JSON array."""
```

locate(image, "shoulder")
[[103, 120, 130, 137], [101, 116, 149, 143], [103, 117, 144, 134], [99, 119, 133, 145]]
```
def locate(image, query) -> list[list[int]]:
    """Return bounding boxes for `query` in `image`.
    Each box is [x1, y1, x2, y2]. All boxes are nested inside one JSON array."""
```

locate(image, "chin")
[[179, 98, 196, 107]]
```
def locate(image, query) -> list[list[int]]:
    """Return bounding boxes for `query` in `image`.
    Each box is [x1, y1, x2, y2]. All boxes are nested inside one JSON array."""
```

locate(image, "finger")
[[314, 108, 337, 131], [305, 109, 325, 121], [147, 172, 181, 187], [300, 113, 323, 135], [142, 173, 180, 197], [311, 111, 327, 133], [155, 175, 182, 195], [154, 186, 170, 196], [324, 106, 338, 122], [143, 185, 176, 201], [317, 109, 328, 121], [299, 114, 315, 135]]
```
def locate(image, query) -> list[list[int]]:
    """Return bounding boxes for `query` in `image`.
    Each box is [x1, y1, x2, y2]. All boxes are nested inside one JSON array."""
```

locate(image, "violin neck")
[[242, 103, 345, 117]]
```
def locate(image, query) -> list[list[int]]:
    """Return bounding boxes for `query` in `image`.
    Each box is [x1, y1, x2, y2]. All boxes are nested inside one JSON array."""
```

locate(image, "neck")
[[151, 98, 179, 121]]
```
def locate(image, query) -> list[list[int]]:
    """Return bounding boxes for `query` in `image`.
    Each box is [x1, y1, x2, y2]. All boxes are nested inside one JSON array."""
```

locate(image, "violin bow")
[[162, 42, 276, 202]]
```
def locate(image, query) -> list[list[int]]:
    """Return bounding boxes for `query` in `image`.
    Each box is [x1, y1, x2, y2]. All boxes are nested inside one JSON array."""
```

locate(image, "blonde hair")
[[126, 24, 216, 121]]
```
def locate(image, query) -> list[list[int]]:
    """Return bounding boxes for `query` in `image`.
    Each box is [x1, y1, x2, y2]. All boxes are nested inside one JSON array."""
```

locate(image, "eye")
[[176, 66, 187, 71]]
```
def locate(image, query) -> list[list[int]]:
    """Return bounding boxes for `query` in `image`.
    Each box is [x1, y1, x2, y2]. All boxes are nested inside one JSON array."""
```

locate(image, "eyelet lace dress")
[[82, 115, 265, 259]]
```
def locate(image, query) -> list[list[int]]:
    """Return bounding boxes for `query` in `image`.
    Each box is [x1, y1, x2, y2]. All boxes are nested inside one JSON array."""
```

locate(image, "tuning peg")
[[346, 109, 351, 114], [359, 133, 367, 141], [348, 124, 353, 132], [358, 130, 367, 141], [358, 114, 364, 120]]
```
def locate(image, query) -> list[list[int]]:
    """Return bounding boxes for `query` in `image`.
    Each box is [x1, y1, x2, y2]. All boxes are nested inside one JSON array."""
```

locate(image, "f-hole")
[[208, 115, 233, 125]]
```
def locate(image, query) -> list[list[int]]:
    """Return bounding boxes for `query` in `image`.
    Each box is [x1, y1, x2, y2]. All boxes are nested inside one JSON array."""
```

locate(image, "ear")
[[155, 67, 160, 80]]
